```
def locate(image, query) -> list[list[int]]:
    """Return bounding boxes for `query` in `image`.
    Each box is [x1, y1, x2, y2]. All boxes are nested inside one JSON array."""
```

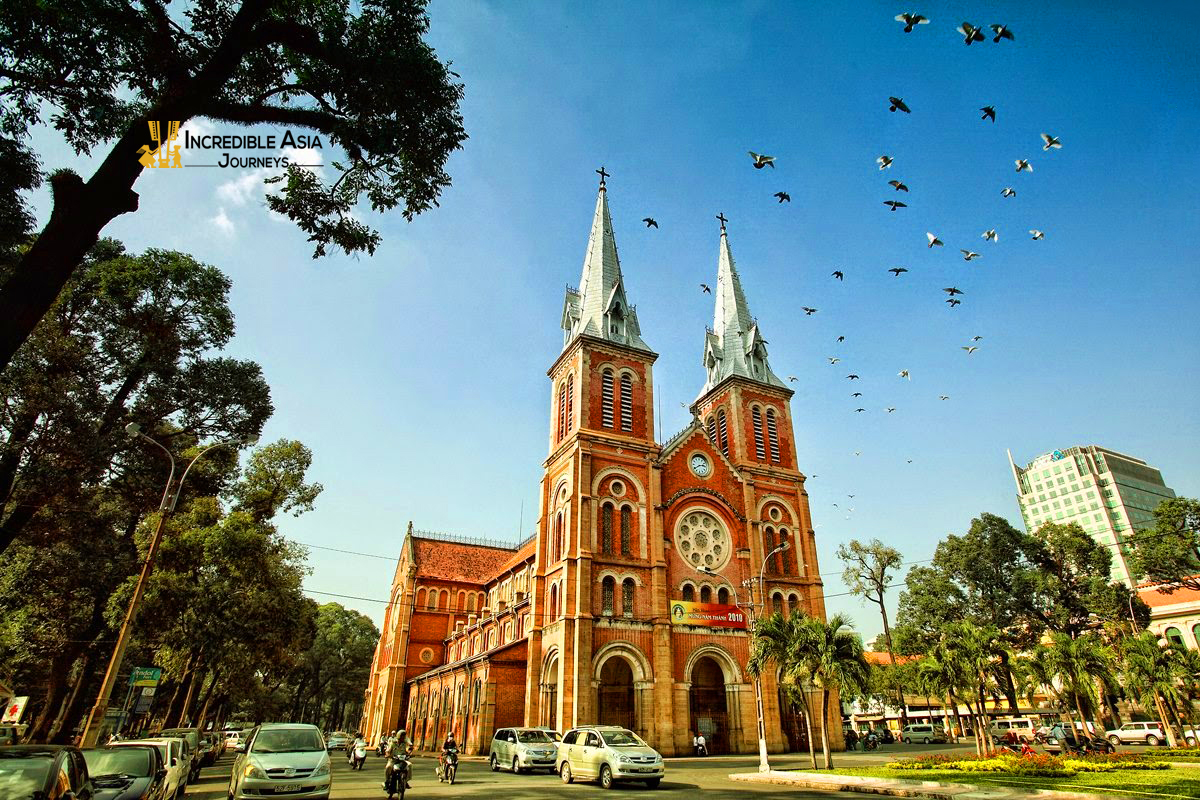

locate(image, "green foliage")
[[887, 752, 1167, 776], [1128, 497, 1200, 592], [836, 538, 901, 657]]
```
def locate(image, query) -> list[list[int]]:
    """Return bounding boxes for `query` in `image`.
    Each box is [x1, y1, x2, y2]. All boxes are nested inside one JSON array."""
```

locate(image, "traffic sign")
[[129, 667, 162, 687]]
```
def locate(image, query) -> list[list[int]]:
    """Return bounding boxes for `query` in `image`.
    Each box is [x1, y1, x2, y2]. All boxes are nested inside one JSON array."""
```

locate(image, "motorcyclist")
[[351, 732, 368, 769], [439, 733, 457, 779], [385, 729, 413, 791]]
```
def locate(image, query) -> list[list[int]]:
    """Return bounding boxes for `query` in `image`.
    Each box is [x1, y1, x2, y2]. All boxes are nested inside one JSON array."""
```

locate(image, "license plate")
[[636, 768, 655, 773], [276, 784, 301, 792]]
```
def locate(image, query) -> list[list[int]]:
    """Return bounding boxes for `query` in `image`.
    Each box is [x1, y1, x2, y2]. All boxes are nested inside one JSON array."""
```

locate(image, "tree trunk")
[[178, 665, 205, 727], [997, 651, 1019, 712], [819, 689, 833, 769], [798, 692, 818, 770], [51, 650, 97, 744], [1153, 690, 1180, 747]]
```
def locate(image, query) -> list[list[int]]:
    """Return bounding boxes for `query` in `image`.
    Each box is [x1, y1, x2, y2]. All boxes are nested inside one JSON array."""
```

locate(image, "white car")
[[1105, 721, 1198, 747], [114, 737, 189, 800], [229, 724, 331, 800]]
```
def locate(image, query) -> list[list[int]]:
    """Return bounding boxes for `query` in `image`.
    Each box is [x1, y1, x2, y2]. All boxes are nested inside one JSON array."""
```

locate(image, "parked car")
[[488, 727, 559, 774], [324, 732, 350, 753], [987, 717, 1037, 743], [872, 726, 895, 744], [111, 738, 188, 800], [1042, 728, 1115, 755], [900, 724, 947, 744], [0, 725, 23, 746], [223, 732, 242, 751], [1103, 721, 1195, 747], [0, 745, 95, 800], [157, 729, 201, 783], [555, 726, 664, 789], [83, 745, 170, 800], [228, 724, 331, 800]]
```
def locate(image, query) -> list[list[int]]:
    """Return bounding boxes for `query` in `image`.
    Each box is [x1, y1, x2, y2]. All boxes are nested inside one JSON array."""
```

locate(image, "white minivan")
[[900, 724, 947, 744], [988, 717, 1037, 742]]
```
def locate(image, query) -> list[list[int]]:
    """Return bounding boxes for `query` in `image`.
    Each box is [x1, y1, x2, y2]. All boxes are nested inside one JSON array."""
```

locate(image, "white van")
[[988, 717, 1036, 742], [900, 724, 947, 744]]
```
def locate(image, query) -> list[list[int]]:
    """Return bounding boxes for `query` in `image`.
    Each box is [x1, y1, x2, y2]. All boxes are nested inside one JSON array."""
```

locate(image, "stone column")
[[673, 682, 692, 757], [634, 680, 654, 743], [726, 683, 746, 753]]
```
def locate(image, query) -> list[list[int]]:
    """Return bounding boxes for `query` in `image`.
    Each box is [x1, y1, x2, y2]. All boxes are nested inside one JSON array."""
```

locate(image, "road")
[[195, 742, 979, 800]]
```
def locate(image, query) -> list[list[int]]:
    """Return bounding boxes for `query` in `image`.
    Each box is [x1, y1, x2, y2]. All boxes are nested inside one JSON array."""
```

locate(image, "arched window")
[[548, 583, 559, 621], [557, 381, 566, 443], [764, 526, 776, 574], [602, 576, 615, 615], [717, 409, 729, 456], [622, 578, 635, 618], [1167, 626, 1186, 648], [706, 415, 717, 446], [473, 679, 482, 712], [467, 593, 476, 611], [601, 369, 615, 428], [1193, 624, 1200, 647], [772, 592, 784, 617], [766, 409, 780, 463], [752, 406, 765, 460], [777, 527, 789, 574], [620, 506, 632, 556], [620, 373, 633, 431], [488, 630, 496, 649], [788, 592, 801, 618], [553, 512, 563, 563], [682, 584, 695, 602], [566, 373, 574, 435], [427, 591, 438, 610], [717, 587, 730, 605], [700, 585, 712, 604], [601, 504, 614, 555]]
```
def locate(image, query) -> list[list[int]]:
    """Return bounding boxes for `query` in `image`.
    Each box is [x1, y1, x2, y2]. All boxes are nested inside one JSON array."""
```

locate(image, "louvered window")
[[566, 373, 574, 434], [601, 505, 614, 555], [620, 374, 633, 431], [764, 527, 776, 574], [620, 507, 632, 555], [717, 409, 729, 456], [777, 528, 789, 574], [752, 407, 765, 460], [622, 579, 635, 617], [557, 382, 566, 442], [706, 416, 717, 445], [601, 370, 614, 427], [602, 577, 614, 615], [766, 409, 780, 462]]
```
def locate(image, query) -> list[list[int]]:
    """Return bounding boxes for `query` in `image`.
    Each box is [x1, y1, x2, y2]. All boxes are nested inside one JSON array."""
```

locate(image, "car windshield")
[[159, 730, 195, 743], [517, 731, 552, 744], [0, 752, 54, 798], [252, 729, 325, 753], [600, 730, 643, 747], [84, 749, 152, 778]]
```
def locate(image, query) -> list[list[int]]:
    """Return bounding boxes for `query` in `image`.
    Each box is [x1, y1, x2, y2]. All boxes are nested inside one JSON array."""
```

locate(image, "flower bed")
[[887, 751, 1168, 777]]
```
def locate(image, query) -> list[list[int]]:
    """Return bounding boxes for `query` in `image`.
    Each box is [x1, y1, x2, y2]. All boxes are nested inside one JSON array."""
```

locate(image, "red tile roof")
[[864, 651, 917, 666], [1138, 583, 1200, 608], [412, 538, 519, 584]]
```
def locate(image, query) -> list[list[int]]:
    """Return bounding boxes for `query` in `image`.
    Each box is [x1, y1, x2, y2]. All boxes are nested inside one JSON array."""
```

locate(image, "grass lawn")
[[828, 765, 1200, 798]]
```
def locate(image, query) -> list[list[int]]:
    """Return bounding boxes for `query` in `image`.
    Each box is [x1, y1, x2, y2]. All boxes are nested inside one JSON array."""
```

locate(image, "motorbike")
[[863, 734, 879, 752], [384, 750, 410, 799], [436, 747, 458, 785], [350, 743, 367, 770]]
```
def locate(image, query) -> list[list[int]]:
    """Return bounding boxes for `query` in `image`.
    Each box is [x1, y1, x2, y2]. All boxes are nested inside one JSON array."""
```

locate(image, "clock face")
[[690, 454, 711, 477]]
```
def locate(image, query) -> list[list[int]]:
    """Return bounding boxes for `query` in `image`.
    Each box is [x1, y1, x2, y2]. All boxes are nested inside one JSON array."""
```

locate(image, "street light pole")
[[80, 424, 246, 747], [699, 539, 790, 774]]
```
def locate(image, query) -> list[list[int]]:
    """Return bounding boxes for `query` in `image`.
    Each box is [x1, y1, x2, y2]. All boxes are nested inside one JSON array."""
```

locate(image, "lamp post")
[[698, 539, 790, 774], [81, 423, 247, 747]]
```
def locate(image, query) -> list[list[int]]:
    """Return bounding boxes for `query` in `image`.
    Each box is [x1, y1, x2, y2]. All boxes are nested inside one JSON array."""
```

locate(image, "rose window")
[[676, 510, 730, 571]]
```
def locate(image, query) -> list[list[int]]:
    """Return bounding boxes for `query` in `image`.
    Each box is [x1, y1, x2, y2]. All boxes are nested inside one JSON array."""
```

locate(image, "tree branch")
[[201, 100, 344, 133], [249, 20, 327, 59]]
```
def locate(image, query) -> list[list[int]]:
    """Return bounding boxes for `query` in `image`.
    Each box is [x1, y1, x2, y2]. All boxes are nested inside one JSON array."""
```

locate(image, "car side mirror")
[[171, 758, 179, 767], [157, 768, 167, 780], [235, 744, 245, 753]]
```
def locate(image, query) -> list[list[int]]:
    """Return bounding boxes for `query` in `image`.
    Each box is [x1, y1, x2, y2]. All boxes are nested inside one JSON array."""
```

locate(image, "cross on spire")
[[596, 166, 609, 190], [716, 212, 728, 232]]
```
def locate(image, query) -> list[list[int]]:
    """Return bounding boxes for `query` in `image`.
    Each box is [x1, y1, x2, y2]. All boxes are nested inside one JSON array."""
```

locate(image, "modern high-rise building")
[[1008, 445, 1177, 587]]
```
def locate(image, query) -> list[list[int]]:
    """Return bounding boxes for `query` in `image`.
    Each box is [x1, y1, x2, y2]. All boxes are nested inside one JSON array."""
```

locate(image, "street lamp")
[[697, 539, 790, 774], [81, 423, 250, 746]]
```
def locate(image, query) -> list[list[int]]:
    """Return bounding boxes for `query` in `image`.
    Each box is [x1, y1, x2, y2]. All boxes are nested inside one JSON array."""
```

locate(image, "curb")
[[729, 770, 1135, 800]]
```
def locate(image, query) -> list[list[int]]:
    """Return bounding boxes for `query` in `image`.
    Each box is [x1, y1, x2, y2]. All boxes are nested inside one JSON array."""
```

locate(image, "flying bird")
[[749, 151, 775, 169], [888, 96, 911, 113], [847, 374, 860, 380], [832, 270, 844, 280], [884, 200, 908, 211], [943, 287, 964, 296], [907, 459, 914, 464], [802, 307, 818, 315], [961, 249, 981, 261], [888, 180, 909, 192], [1041, 133, 1062, 150], [700, 283, 711, 294], [854, 451, 861, 456], [832, 503, 839, 508], [848, 494, 855, 499], [854, 408, 865, 413], [971, 336, 983, 341], [888, 267, 908, 276], [642, 217, 658, 228], [957, 21, 986, 45], [962, 346, 979, 354], [980, 105, 996, 122], [787, 376, 798, 382], [939, 395, 950, 400], [898, 369, 910, 380], [990, 23, 1014, 42], [982, 229, 998, 243], [877, 155, 894, 170], [1030, 229, 1045, 240], [1015, 159, 1033, 173], [774, 191, 791, 203], [851, 392, 863, 397], [828, 357, 841, 365], [1002, 187, 1016, 198], [895, 12, 930, 32], [946, 298, 962, 307], [926, 232, 943, 248], [837, 336, 845, 343], [886, 407, 896, 413]]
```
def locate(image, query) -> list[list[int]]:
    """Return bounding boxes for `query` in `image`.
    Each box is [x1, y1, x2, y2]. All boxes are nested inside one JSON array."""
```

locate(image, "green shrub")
[[887, 752, 1168, 778]]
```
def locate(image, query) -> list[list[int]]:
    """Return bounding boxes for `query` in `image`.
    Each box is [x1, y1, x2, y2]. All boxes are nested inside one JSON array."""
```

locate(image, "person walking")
[[844, 728, 857, 751]]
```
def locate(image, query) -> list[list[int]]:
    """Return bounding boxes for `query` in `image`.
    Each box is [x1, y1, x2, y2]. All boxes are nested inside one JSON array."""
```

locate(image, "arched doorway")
[[689, 656, 729, 754], [598, 657, 635, 730], [778, 684, 810, 753], [541, 655, 559, 729]]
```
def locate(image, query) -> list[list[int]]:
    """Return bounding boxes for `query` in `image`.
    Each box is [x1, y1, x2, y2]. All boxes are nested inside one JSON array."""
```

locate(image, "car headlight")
[[312, 762, 330, 777], [616, 754, 630, 763], [243, 763, 267, 780]]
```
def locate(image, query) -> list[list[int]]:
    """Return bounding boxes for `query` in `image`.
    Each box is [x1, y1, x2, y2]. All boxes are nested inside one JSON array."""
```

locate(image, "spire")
[[699, 218, 786, 395], [560, 171, 651, 353]]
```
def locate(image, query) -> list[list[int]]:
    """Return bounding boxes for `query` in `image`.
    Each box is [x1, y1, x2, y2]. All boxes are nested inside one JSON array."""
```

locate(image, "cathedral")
[[360, 176, 834, 757]]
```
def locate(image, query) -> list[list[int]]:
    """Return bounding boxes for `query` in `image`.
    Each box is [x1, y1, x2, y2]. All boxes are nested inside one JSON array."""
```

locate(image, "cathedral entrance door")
[[779, 685, 810, 753], [688, 656, 729, 754], [597, 657, 635, 730]]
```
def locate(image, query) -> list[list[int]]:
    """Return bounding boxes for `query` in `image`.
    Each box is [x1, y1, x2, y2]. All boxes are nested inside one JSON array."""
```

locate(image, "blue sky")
[[23, 1, 1200, 641]]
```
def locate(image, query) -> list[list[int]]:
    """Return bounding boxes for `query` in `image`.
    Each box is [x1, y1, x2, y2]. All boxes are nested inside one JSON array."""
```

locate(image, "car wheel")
[[645, 778, 661, 788], [1147, 734, 1161, 747], [560, 762, 573, 784], [490, 754, 499, 772], [1188, 737, 1197, 748], [513, 757, 522, 774], [599, 764, 614, 790], [923, 738, 930, 745], [1108, 735, 1120, 746], [903, 737, 910, 744]]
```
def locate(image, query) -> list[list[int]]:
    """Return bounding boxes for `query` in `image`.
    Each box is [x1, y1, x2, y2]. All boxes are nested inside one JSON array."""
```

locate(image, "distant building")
[[1008, 445, 1176, 586], [1137, 583, 1200, 649]]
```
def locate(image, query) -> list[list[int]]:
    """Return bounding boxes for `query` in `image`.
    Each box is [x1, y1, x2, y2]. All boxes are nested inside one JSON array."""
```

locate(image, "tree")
[[749, 612, 818, 770], [1046, 632, 1114, 737], [1128, 498, 1200, 592], [0, 0, 467, 371], [799, 614, 868, 769], [837, 539, 902, 663], [1121, 631, 1186, 747], [938, 621, 1009, 755]]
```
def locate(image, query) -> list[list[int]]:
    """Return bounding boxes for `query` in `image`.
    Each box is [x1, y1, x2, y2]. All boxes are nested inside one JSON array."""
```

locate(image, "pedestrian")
[[845, 728, 857, 751], [695, 732, 707, 756]]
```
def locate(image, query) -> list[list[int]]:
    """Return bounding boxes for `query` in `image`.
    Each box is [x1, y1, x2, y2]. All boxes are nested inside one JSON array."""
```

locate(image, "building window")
[[1167, 627, 1185, 648], [601, 369, 615, 428], [676, 509, 731, 570], [752, 407, 765, 460], [620, 373, 633, 432], [622, 578, 635, 617], [766, 409, 780, 462], [548, 583, 559, 621], [566, 373, 574, 435], [473, 679, 482, 712], [772, 593, 784, 616], [717, 587, 729, 605], [717, 409, 729, 456], [602, 577, 614, 615], [776, 528, 790, 574], [764, 526, 776, 573], [700, 585, 712, 604], [706, 415, 717, 446], [788, 592, 801, 617], [553, 512, 564, 562], [1192, 624, 1200, 647], [601, 504, 614, 555], [620, 506, 632, 555], [682, 584, 695, 602]]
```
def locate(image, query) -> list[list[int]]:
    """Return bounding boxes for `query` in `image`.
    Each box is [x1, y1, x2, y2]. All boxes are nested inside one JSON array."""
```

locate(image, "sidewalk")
[[731, 770, 1134, 800]]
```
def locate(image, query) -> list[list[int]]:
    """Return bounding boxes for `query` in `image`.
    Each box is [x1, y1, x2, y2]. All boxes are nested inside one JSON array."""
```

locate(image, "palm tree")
[[916, 653, 965, 741], [749, 612, 818, 770], [1048, 632, 1114, 739], [801, 613, 870, 769], [1014, 644, 1076, 736], [939, 621, 1009, 755], [1122, 631, 1185, 746]]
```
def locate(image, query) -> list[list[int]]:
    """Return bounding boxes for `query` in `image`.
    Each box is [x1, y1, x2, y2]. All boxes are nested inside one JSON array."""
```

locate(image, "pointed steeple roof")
[[561, 179, 652, 353], [699, 222, 787, 396]]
